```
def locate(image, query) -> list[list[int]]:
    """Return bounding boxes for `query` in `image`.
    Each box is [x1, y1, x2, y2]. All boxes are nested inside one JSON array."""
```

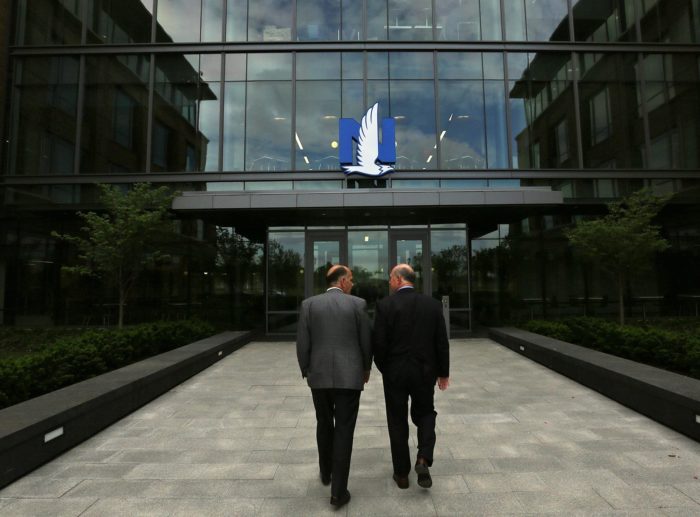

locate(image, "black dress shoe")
[[415, 460, 432, 488], [330, 490, 351, 508], [320, 473, 331, 486], [392, 473, 409, 489]]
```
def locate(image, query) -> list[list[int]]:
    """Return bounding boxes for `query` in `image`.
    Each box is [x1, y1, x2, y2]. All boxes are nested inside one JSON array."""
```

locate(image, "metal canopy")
[[173, 187, 564, 211]]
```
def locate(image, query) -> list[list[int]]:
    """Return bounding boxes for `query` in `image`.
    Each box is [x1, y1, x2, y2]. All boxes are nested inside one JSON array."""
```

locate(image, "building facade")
[[1, 0, 700, 334]]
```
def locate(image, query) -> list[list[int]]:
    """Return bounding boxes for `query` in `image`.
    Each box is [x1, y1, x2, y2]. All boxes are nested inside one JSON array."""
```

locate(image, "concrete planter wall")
[[490, 327, 700, 442], [0, 330, 255, 489]]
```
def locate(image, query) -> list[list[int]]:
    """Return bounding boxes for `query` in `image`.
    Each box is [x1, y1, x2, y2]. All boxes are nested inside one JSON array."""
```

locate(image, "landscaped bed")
[[0, 319, 215, 410], [520, 317, 700, 380]]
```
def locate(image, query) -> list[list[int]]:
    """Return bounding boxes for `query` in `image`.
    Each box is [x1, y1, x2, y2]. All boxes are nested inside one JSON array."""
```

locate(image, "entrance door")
[[389, 230, 430, 294], [305, 232, 347, 297]]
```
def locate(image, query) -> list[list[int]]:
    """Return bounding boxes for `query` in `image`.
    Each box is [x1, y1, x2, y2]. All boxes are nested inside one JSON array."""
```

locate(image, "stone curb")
[[490, 327, 700, 442], [0, 330, 255, 488]]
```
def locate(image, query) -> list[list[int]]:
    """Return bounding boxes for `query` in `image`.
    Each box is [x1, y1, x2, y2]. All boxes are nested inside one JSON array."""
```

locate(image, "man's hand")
[[437, 377, 449, 391], [364, 370, 371, 384]]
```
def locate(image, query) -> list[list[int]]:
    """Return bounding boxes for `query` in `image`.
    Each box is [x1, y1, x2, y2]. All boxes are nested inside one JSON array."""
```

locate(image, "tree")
[[53, 183, 177, 328], [564, 189, 670, 325]]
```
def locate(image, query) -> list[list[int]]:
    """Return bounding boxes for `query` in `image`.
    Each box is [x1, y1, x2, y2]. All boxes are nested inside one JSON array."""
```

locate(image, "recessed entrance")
[[267, 225, 470, 336]]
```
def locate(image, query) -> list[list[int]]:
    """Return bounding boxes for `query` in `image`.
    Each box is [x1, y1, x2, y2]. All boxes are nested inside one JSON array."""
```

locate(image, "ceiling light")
[[295, 132, 304, 150], [426, 155, 433, 163]]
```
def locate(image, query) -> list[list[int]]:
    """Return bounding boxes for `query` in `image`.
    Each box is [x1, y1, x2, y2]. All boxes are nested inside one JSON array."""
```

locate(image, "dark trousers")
[[382, 361, 437, 477], [311, 388, 361, 498]]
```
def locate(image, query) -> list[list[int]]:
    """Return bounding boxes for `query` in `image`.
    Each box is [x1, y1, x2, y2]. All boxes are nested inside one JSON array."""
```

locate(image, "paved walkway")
[[1, 339, 699, 516]]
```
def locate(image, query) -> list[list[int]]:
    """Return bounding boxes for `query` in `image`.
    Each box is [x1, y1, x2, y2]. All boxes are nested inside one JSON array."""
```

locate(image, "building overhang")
[[173, 187, 564, 211], [173, 188, 564, 238]]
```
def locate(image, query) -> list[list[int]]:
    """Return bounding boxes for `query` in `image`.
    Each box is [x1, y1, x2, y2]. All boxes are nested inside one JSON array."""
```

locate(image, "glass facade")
[[2, 0, 700, 332]]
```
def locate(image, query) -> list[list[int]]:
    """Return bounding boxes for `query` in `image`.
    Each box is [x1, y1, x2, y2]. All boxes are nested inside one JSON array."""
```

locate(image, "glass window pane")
[[245, 82, 292, 171], [87, 0, 154, 44], [225, 54, 246, 81], [393, 180, 440, 188], [151, 54, 214, 172], [367, 0, 388, 40], [295, 81, 341, 171], [349, 230, 389, 310], [342, 0, 363, 40], [297, 0, 340, 41], [342, 53, 364, 80], [226, 0, 247, 41], [432, 229, 469, 307], [441, 179, 488, 188], [223, 82, 245, 171], [9, 56, 79, 175], [249, 0, 292, 41], [368, 52, 389, 79], [246, 181, 293, 190], [268, 232, 305, 311], [505, 0, 570, 41], [17, 0, 84, 45], [199, 80, 221, 172], [342, 80, 365, 119], [436, 0, 502, 41], [248, 53, 292, 80], [485, 80, 508, 168], [390, 81, 437, 170], [437, 53, 483, 80], [81, 55, 150, 174], [156, 0, 203, 42], [293, 181, 343, 190], [579, 52, 645, 168], [508, 52, 578, 168], [388, 0, 433, 40], [638, 0, 700, 43], [201, 0, 224, 41], [297, 53, 340, 80], [439, 81, 486, 169], [643, 53, 699, 169], [223, 83, 245, 172], [572, 0, 637, 42], [389, 52, 433, 79]]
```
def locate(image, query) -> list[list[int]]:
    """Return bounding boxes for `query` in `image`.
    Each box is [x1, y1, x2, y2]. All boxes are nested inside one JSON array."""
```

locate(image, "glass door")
[[389, 230, 430, 294], [305, 232, 347, 297]]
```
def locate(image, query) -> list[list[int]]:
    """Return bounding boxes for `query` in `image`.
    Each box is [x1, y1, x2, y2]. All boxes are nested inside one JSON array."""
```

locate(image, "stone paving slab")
[[1, 338, 699, 516]]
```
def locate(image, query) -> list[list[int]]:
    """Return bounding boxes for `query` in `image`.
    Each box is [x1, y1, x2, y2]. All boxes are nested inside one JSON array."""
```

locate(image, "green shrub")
[[522, 320, 574, 343], [0, 319, 215, 410], [520, 317, 700, 380]]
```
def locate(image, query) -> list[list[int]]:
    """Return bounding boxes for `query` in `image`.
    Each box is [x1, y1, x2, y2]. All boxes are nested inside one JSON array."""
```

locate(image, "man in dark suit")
[[373, 263, 450, 489], [296, 265, 372, 508]]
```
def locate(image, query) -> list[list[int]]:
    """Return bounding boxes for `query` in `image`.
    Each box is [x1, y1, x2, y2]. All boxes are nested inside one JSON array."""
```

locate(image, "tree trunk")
[[618, 274, 625, 326], [118, 287, 125, 329]]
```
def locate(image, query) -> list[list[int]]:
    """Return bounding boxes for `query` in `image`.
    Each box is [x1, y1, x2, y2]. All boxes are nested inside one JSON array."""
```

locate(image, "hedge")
[[0, 319, 215, 410], [521, 317, 700, 380]]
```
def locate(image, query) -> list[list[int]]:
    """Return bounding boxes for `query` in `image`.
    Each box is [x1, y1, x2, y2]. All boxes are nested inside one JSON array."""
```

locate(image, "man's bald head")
[[326, 265, 351, 287], [391, 264, 416, 284]]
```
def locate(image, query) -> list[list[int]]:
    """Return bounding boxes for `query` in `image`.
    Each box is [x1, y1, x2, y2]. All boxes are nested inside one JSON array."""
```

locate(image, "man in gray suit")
[[296, 264, 372, 509]]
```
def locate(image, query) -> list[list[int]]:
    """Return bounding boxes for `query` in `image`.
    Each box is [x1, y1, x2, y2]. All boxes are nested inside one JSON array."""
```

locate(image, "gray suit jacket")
[[296, 288, 372, 390]]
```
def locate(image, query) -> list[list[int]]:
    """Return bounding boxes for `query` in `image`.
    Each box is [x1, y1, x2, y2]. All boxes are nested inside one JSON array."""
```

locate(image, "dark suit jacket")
[[296, 288, 372, 390], [372, 287, 449, 381]]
